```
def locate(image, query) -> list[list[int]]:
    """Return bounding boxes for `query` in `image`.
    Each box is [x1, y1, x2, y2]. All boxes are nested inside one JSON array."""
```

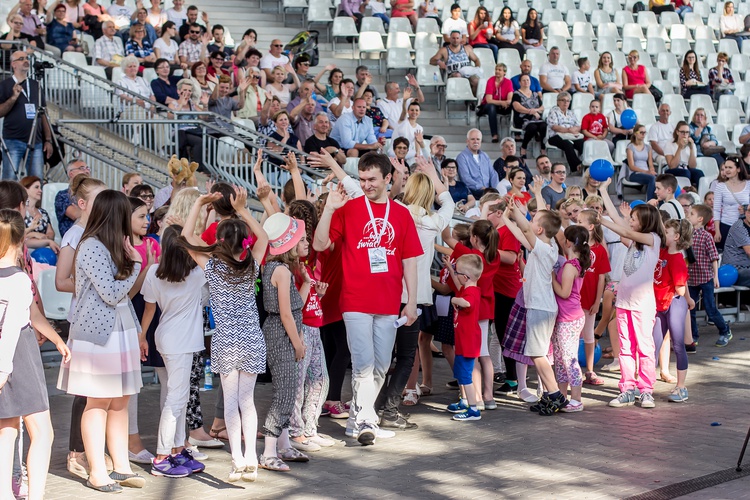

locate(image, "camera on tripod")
[[33, 60, 54, 73]]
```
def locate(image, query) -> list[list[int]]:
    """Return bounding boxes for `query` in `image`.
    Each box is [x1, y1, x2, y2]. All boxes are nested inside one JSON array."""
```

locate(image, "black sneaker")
[[493, 373, 506, 384], [380, 414, 418, 430], [685, 342, 697, 353], [494, 382, 518, 395], [445, 379, 459, 389], [539, 393, 569, 416], [529, 395, 551, 412]]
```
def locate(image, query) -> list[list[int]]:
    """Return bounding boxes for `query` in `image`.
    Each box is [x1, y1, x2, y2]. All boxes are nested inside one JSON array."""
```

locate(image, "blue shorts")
[[453, 355, 476, 386]]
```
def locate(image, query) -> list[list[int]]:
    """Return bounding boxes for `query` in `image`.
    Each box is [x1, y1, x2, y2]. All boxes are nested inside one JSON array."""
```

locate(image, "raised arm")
[[597, 178, 625, 227], [313, 184, 350, 252], [230, 186, 269, 264]]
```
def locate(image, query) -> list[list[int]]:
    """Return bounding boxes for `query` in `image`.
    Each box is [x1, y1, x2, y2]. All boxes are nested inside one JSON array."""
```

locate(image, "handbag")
[[700, 135, 725, 156], [558, 132, 583, 141], [649, 84, 663, 103]]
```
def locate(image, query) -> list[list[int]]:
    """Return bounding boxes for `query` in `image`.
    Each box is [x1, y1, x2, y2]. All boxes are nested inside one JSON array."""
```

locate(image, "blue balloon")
[[675, 185, 682, 197], [31, 247, 57, 266], [578, 339, 602, 367], [718, 264, 739, 288], [621, 109, 638, 129], [630, 199, 646, 208], [589, 159, 615, 181]]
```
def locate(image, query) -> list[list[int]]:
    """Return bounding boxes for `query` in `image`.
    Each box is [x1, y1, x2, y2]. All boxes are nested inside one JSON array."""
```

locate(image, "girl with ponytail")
[[549, 225, 591, 414]]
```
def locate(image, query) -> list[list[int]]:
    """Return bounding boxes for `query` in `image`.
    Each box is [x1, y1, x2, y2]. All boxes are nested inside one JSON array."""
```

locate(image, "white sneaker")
[[345, 427, 396, 439], [128, 449, 155, 464], [602, 358, 620, 372], [307, 434, 336, 447], [518, 388, 540, 403], [186, 446, 208, 460]]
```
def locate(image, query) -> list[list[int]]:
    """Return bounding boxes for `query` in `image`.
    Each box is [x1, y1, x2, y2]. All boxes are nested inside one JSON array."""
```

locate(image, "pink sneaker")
[[324, 401, 349, 419]]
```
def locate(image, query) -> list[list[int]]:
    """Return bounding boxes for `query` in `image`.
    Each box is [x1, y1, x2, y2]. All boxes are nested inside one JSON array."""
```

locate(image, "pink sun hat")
[[263, 213, 306, 255]]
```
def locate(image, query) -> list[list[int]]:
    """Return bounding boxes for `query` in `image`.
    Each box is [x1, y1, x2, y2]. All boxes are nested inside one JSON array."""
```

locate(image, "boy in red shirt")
[[581, 100, 614, 153], [445, 254, 484, 421]]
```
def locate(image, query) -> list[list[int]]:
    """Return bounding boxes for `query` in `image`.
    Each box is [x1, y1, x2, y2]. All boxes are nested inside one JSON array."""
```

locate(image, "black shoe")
[[685, 342, 697, 353], [529, 396, 551, 412], [493, 373, 506, 384], [380, 414, 418, 430], [445, 379, 459, 389], [539, 393, 569, 416], [494, 382, 517, 395]]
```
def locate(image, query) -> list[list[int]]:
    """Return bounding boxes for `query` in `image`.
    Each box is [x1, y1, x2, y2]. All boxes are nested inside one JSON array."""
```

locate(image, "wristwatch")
[[332, 148, 339, 155]]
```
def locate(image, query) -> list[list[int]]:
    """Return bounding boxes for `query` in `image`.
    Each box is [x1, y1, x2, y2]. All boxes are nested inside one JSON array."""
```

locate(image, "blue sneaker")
[[452, 408, 481, 421], [446, 400, 468, 413], [716, 331, 733, 347], [609, 390, 636, 407], [668, 387, 689, 403], [151, 456, 191, 478], [174, 449, 205, 473]]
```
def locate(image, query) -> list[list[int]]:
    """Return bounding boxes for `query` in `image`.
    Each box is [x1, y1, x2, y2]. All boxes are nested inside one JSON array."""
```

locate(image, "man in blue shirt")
[[456, 128, 498, 199], [511, 60, 542, 93], [330, 98, 381, 157]]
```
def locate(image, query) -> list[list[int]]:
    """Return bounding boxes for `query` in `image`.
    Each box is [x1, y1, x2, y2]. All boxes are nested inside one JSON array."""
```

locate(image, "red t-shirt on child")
[[653, 247, 689, 312], [329, 197, 423, 316], [453, 242, 500, 321], [581, 113, 608, 140], [580, 243, 611, 310], [296, 264, 324, 328], [493, 225, 523, 299], [453, 285, 482, 358]]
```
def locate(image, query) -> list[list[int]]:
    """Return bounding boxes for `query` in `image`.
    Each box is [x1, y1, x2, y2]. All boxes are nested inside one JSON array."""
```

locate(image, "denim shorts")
[[452, 355, 476, 386]]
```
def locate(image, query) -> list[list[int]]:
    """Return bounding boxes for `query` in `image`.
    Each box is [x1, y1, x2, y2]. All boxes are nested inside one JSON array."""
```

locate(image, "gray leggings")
[[262, 324, 299, 438], [653, 296, 689, 371]]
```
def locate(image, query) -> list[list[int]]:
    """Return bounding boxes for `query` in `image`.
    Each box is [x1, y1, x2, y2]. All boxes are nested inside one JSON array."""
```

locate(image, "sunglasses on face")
[[273, 44, 283, 47], [190, 30, 201, 34]]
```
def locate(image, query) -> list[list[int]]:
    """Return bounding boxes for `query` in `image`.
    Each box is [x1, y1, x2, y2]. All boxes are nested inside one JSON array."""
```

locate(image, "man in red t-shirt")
[[581, 100, 614, 153], [313, 152, 422, 446]]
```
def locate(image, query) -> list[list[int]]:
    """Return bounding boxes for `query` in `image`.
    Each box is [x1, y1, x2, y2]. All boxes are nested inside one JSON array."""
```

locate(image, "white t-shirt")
[[259, 53, 290, 70], [60, 224, 85, 323], [663, 141, 696, 169], [442, 17, 468, 37], [370, 0, 387, 14], [107, 3, 134, 29], [602, 219, 626, 282], [523, 238, 559, 313], [328, 97, 352, 122], [616, 233, 661, 311], [393, 119, 425, 160], [572, 69, 592, 90], [141, 265, 207, 355], [153, 38, 179, 62], [539, 62, 569, 90], [647, 121, 675, 155], [165, 7, 188, 27], [496, 179, 527, 197], [378, 97, 412, 127]]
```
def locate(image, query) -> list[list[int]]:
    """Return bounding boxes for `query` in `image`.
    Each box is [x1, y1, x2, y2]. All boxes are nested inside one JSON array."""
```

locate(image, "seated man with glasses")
[[429, 136, 448, 172], [55, 161, 91, 237], [722, 205, 750, 287], [260, 39, 291, 81]]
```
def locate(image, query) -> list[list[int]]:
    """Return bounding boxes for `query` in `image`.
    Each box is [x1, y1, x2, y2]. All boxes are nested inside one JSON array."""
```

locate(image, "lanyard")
[[12, 76, 30, 101], [364, 196, 390, 245]]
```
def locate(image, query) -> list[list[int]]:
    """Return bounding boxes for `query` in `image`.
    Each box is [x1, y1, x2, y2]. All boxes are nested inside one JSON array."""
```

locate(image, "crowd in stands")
[[4, 0, 750, 496]]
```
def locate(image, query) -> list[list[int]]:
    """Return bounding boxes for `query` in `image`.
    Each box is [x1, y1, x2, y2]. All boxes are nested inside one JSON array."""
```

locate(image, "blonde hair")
[[455, 253, 483, 281], [166, 188, 205, 235], [561, 197, 584, 210], [478, 192, 503, 208], [578, 209, 604, 244], [664, 218, 694, 250], [584, 194, 603, 207], [403, 173, 435, 219], [565, 185, 582, 199]]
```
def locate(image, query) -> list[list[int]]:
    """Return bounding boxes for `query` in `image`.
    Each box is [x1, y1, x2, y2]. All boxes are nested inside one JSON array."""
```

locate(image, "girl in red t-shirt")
[[442, 220, 500, 407], [578, 209, 610, 385], [652, 219, 695, 403], [286, 200, 335, 451]]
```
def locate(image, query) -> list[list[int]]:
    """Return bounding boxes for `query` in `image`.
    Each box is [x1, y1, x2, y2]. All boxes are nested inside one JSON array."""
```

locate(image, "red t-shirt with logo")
[[296, 264, 324, 328], [453, 285, 482, 358], [329, 196, 423, 316], [580, 243, 611, 310], [453, 242, 500, 321], [581, 112, 608, 140], [493, 225, 523, 299], [653, 247, 688, 312]]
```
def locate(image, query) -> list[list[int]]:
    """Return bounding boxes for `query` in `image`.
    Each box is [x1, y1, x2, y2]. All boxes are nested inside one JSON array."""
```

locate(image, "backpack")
[[632, 2, 646, 13], [284, 30, 320, 67]]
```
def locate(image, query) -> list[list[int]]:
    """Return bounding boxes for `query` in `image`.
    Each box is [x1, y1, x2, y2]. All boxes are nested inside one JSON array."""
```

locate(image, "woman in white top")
[[153, 21, 181, 69], [608, 92, 633, 146], [396, 157, 455, 405], [327, 78, 355, 123], [720, 1, 750, 50], [492, 6, 525, 59], [713, 156, 750, 250], [117, 55, 155, 110], [594, 52, 622, 96], [664, 120, 703, 188], [146, 0, 167, 34], [264, 64, 300, 108]]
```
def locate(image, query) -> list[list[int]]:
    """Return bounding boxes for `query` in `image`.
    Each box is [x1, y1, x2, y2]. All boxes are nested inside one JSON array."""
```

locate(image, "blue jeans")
[[629, 171, 656, 200], [676, 5, 692, 18], [1, 138, 44, 180], [664, 167, 705, 187], [373, 13, 390, 29], [688, 280, 729, 341]]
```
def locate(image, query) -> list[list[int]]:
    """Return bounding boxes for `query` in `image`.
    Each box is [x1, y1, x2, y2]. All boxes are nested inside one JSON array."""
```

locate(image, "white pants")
[[155, 353, 193, 455], [342, 312, 398, 428]]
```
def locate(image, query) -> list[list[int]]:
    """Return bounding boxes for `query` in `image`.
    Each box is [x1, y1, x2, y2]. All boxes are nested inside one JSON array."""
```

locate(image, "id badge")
[[25, 104, 36, 120], [368, 247, 388, 274]]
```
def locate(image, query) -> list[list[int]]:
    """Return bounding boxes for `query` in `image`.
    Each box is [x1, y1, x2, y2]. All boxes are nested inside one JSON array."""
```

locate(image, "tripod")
[[737, 426, 750, 472], [4, 61, 62, 181]]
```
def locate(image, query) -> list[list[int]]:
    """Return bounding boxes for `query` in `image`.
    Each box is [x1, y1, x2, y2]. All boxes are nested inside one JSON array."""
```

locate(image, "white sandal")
[[402, 386, 421, 406]]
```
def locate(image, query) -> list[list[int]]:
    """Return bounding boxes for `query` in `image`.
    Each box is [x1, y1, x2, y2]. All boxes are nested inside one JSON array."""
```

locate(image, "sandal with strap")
[[259, 455, 290, 472], [278, 447, 309, 463], [209, 426, 229, 442], [402, 388, 420, 406], [418, 384, 432, 397], [241, 465, 258, 482], [659, 372, 677, 384]]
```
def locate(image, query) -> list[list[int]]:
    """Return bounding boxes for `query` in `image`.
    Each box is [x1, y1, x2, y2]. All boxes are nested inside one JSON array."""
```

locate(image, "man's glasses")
[[12, 56, 28, 62], [70, 165, 90, 172], [190, 30, 201, 34], [273, 44, 284, 47]]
